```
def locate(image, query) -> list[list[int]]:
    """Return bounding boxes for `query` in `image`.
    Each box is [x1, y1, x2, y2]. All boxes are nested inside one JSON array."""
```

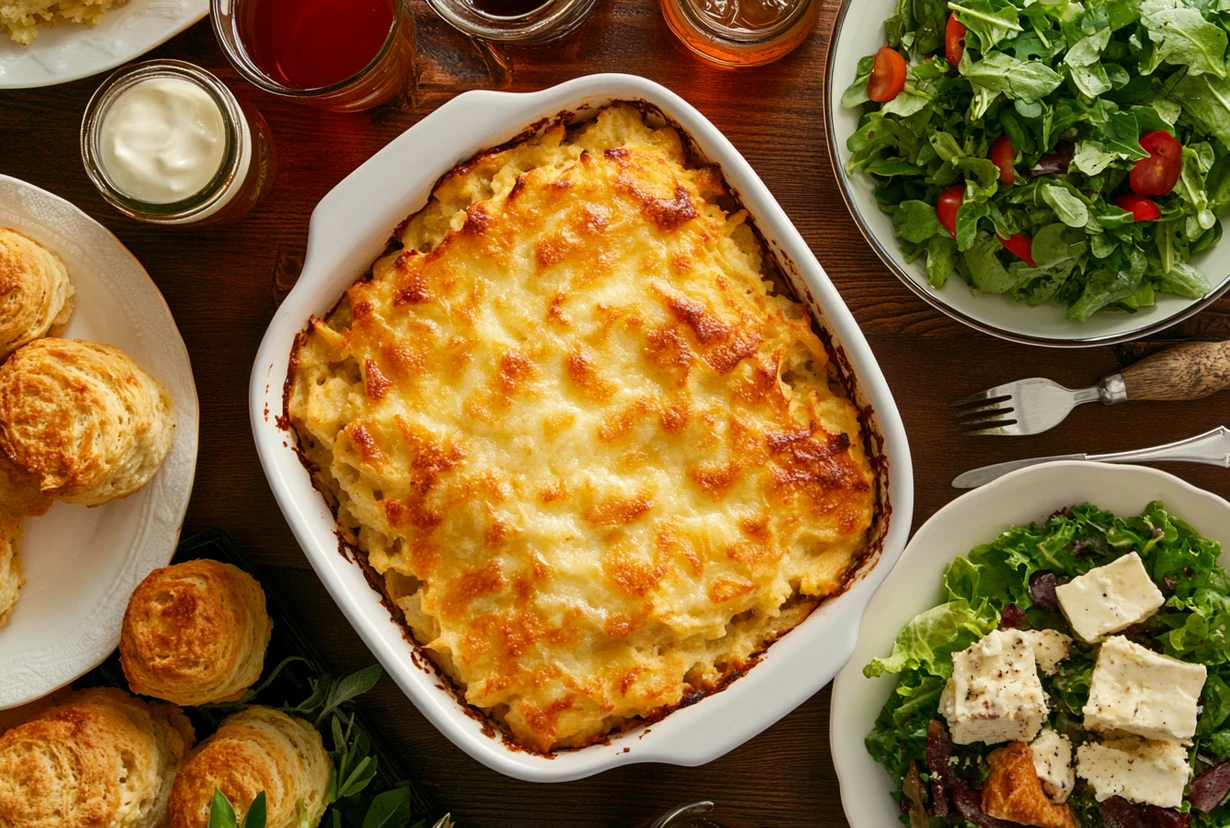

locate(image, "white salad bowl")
[[250, 73, 913, 782], [825, 0, 1230, 347], [830, 461, 1230, 826]]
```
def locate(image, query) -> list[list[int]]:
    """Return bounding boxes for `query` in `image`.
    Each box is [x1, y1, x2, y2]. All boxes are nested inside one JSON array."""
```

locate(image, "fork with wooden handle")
[[952, 340, 1230, 436]]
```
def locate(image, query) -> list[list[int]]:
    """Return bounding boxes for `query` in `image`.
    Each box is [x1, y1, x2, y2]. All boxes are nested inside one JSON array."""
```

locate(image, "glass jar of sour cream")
[[81, 61, 275, 226]]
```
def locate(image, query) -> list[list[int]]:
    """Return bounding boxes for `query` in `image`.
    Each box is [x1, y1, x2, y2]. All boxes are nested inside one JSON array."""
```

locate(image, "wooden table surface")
[[3, 1, 1229, 825]]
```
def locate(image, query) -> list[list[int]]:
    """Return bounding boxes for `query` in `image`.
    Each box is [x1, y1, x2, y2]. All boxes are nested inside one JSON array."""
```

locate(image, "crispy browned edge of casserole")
[[279, 99, 894, 756]]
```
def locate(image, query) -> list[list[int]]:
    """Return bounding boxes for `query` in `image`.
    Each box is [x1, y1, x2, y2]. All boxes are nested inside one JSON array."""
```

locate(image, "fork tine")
[[963, 421, 1022, 436], [958, 415, 1019, 432], [950, 389, 1012, 408], [955, 401, 1015, 422]]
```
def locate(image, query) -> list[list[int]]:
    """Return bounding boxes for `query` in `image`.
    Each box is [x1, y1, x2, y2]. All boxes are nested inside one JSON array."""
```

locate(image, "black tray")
[[74, 528, 438, 826]]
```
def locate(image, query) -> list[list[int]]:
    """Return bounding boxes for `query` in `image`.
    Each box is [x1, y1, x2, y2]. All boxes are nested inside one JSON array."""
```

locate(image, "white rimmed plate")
[[825, 0, 1230, 347], [250, 73, 913, 782], [0, 174, 198, 708], [0, 0, 207, 90], [830, 461, 1230, 826]]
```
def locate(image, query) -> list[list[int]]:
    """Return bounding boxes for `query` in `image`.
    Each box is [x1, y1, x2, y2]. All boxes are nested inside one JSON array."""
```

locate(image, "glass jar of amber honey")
[[660, 0, 819, 67]]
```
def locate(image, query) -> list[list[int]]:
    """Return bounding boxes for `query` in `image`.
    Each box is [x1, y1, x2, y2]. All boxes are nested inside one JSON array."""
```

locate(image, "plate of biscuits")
[[0, 174, 198, 707]]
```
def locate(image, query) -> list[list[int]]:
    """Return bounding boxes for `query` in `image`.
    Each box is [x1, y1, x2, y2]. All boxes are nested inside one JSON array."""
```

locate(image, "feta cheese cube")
[[1030, 728, 1075, 804], [1083, 635, 1206, 743], [1055, 552, 1164, 642], [1023, 629, 1072, 676], [1076, 736, 1191, 809], [940, 629, 1048, 745]]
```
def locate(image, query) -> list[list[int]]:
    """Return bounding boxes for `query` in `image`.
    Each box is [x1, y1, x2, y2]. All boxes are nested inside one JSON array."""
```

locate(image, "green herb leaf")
[[863, 600, 997, 678], [242, 793, 268, 828], [209, 790, 238, 828], [362, 788, 414, 828]]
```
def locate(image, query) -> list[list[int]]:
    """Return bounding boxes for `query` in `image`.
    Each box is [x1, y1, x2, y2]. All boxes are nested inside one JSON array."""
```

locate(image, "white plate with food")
[[0, 0, 207, 89], [826, 0, 1230, 346], [831, 461, 1230, 826], [0, 174, 198, 707], [250, 73, 912, 782]]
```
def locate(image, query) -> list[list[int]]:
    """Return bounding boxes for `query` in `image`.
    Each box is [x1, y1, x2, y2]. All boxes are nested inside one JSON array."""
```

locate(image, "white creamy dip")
[[99, 77, 227, 204]]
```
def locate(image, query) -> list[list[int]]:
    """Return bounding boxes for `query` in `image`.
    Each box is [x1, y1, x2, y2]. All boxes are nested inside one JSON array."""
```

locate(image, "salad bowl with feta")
[[831, 462, 1230, 826]]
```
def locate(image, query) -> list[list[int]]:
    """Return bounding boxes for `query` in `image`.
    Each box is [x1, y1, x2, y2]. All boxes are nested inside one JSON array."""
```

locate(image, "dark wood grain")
[[2, 2, 1229, 825], [1121, 340, 1230, 401]]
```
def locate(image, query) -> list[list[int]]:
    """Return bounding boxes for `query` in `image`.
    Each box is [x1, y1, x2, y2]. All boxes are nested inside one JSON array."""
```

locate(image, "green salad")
[[866, 502, 1230, 826], [841, 0, 1230, 320]]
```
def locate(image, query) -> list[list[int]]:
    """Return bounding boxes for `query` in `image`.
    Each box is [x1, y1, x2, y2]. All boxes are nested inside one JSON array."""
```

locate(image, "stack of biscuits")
[[0, 559, 333, 828], [0, 227, 176, 626]]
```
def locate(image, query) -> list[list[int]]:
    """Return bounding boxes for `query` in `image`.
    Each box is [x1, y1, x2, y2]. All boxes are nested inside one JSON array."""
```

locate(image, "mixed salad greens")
[[865, 502, 1230, 826], [841, 0, 1230, 320]]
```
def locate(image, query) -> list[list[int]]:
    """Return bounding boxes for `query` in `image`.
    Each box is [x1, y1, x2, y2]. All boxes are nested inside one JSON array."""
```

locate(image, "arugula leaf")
[[841, 55, 874, 108], [1140, 0, 1228, 77], [964, 52, 1065, 103], [948, 0, 1023, 52], [1170, 71, 1230, 149], [1068, 250, 1147, 319], [959, 233, 1015, 293], [925, 234, 958, 288], [1041, 182, 1091, 227], [893, 200, 943, 242]]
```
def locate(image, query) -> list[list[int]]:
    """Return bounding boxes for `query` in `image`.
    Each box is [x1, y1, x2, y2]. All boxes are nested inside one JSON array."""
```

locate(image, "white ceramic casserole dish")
[[249, 73, 913, 782]]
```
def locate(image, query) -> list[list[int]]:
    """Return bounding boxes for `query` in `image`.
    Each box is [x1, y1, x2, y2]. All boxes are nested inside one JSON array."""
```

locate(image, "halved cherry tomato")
[[946, 14, 967, 66], [998, 233, 1034, 266], [868, 46, 907, 103], [1115, 193, 1161, 222], [936, 185, 965, 237], [989, 135, 1015, 185], [1129, 131, 1182, 196]]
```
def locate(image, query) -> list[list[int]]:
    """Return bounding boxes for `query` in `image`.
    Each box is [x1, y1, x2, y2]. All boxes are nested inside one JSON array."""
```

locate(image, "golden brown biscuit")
[[0, 686, 194, 828], [168, 706, 331, 828], [0, 510, 22, 627], [121, 560, 274, 706], [0, 338, 175, 506], [0, 229, 74, 360], [982, 741, 1078, 828]]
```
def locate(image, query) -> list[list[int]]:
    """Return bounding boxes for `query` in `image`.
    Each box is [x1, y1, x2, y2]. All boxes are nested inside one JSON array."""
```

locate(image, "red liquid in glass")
[[241, 0, 395, 90]]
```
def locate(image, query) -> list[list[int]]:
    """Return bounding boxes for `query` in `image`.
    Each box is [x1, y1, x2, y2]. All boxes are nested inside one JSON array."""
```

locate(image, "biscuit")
[[0, 686, 194, 828], [0, 229, 74, 360], [121, 560, 274, 706], [168, 706, 331, 828], [0, 510, 22, 627], [0, 338, 175, 506]]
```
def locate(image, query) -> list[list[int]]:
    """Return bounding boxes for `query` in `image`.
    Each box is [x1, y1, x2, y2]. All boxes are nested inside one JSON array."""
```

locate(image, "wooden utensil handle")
[[1121, 340, 1230, 401]]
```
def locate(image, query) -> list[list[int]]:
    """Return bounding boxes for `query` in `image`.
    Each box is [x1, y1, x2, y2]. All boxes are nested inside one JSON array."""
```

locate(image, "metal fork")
[[952, 340, 1230, 437]]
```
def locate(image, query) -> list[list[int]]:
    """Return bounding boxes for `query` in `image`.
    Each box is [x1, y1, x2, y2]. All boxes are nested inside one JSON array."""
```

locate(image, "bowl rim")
[[249, 72, 914, 782], [822, 0, 1230, 349], [828, 460, 1230, 825]]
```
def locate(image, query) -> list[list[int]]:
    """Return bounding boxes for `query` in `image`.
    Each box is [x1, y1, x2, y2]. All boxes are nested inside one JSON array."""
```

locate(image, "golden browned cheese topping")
[[287, 104, 875, 752]]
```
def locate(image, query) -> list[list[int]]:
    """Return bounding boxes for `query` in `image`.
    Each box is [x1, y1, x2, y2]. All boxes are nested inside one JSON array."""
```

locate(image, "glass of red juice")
[[211, 0, 414, 112]]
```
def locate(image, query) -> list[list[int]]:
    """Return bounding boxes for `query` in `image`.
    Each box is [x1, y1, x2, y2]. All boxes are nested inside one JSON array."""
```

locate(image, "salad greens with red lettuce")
[[865, 502, 1230, 826], [841, 0, 1230, 320]]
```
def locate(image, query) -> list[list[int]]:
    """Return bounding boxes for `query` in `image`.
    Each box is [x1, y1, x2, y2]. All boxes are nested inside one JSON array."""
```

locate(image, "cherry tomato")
[[1114, 193, 1161, 222], [936, 185, 965, 237], [1129, 130, 1182, 196], [998, 233, 1034, 266], [989, 135, 1015, 185], [945, 14, 967, 66], [868, 46, 907, 103]]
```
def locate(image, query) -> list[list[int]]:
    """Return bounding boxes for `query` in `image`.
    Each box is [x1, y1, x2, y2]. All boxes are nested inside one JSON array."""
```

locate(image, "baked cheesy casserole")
[[286, 104, 876, 753]]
